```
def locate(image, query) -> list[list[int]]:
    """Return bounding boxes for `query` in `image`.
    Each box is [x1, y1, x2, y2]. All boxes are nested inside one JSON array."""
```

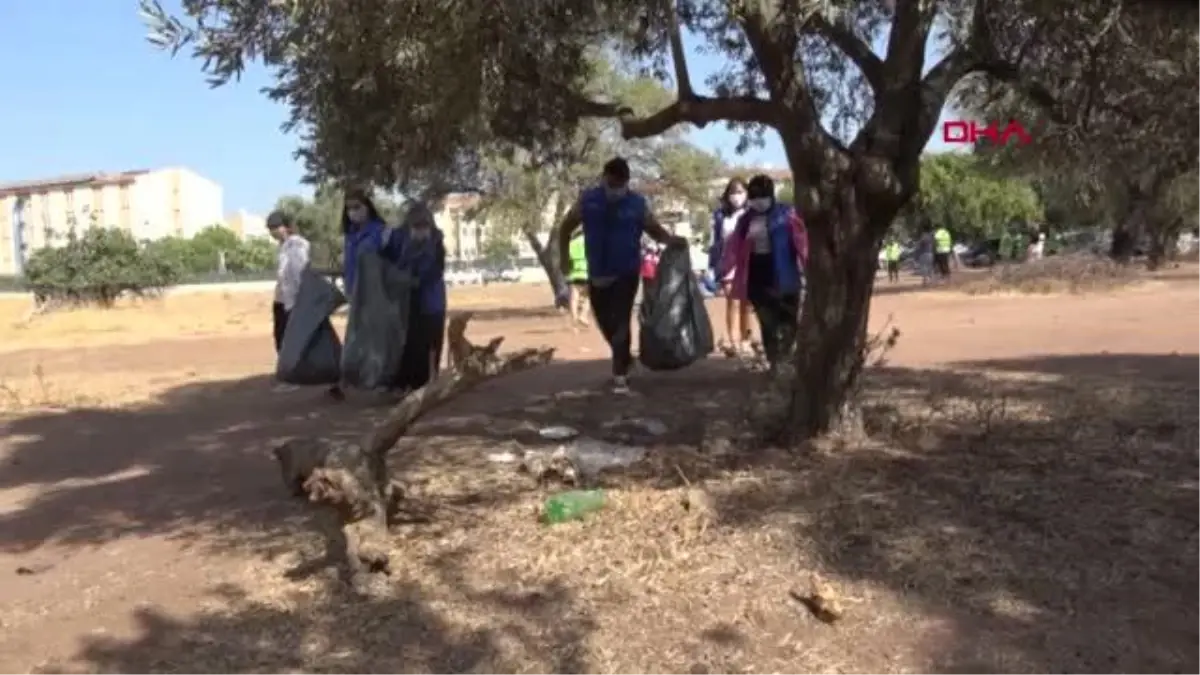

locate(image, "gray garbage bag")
[[341, 250, 415, 390], [276, 269, 347, 385], [638, 242, 715, 371]]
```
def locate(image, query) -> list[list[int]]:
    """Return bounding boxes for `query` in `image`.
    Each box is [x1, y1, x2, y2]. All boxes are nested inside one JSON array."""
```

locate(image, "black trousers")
[[749, 292, 800, 367], [589, 275, 640, 377], [934, 252, 951, 277], [886, 260, 900, 281], [395, 308, 447, 391], [272, 302, 290, 353]]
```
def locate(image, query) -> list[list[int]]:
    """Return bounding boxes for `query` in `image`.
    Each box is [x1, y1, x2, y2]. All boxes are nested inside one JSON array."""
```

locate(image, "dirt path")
[[0, 281, 1196, 672]]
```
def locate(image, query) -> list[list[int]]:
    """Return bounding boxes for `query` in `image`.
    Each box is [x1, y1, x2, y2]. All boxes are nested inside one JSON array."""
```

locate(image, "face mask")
[[347, 205, 368, 225], [749, 197, 772, 213], [605, 186, 628, 201], [728, 193, 747, 209]]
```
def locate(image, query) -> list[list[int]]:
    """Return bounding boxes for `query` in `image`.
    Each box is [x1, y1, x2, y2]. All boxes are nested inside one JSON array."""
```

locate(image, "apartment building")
[[0, 167, 224, 276], [436, 192, 561, 264], [225, 209, 267, 238]]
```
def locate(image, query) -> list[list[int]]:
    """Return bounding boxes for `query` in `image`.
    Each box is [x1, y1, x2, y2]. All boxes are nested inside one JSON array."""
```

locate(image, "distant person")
[[556, 156, 685, 394], [933, 225, 953, 280], [267, 210, 310, 392], [709, 177, 755, 356], [915, 225, 935, 285], [1028, 227, 1045, 261], [566, 229, 591, 328], [640, 241, 661, 298], [390, 202, 447, 392], [883, 238, 902, 283], [999, 229, 1016, 263], [716, 174, 809, 371]]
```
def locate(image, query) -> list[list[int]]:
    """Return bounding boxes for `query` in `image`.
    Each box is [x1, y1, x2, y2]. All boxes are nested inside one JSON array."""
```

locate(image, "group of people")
[[554, 159, 810, 388], [267, 188, 448, 399], [268, 156, 812, 399], [707, 175, 810, 362], [881, 224, 955, 285]]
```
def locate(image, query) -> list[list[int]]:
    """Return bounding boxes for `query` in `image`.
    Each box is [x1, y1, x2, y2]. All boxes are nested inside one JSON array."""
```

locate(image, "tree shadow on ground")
[[3, 352, 1197, 672], [952, 352, 1198, 384], [62, 572, 594, 673], [706, 356, 1198, 673]]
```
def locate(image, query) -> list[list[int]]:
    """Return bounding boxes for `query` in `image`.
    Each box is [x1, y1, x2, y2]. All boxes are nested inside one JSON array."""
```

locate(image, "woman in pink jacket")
[[717, 174, 809, 370]]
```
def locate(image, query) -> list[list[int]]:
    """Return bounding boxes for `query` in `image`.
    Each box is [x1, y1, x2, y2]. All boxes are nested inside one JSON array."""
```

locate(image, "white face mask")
[[728, 192, 747, 209], [749, 197, 772, 213]]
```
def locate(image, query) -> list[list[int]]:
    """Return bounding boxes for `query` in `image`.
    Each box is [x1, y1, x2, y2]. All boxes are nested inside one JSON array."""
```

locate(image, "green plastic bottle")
[[541, 489, 606, 524]]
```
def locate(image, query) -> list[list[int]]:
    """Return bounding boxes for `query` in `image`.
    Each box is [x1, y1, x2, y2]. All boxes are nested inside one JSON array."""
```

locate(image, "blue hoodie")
[[342, 219, 391, 294], [388, 226, 447, 315]]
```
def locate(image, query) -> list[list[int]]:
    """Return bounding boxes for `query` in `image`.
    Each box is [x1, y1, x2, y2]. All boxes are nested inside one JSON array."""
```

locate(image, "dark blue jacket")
[[388, 227, 447, 315], [579, 186, 647, 278], [342, 219, 389, 294], [707, 206, 739, 272]]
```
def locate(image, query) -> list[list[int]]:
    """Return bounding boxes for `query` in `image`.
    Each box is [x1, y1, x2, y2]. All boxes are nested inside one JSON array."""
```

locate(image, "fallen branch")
[[273, 311, 555, 590]]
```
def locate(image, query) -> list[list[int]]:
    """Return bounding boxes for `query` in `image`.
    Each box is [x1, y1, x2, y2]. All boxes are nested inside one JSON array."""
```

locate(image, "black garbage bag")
[[638, 242, 715, 371], [341, 250, 415, 390], [276, 269, 347, 385]]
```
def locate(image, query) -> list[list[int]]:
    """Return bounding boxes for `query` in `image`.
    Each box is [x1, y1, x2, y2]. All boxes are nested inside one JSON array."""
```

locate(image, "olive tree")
[[140, 0, 1192, 438], [960, 2, 1198, 265]]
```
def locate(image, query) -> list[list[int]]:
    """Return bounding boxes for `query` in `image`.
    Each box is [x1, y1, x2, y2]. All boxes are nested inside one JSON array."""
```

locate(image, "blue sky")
[[0, 1, 956, 214]]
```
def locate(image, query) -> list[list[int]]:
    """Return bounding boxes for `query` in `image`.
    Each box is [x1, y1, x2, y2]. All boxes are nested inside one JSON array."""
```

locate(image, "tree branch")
[[662, 0, 693, 99], [808, 13, 884, 93], [575, 95, 775, 140]]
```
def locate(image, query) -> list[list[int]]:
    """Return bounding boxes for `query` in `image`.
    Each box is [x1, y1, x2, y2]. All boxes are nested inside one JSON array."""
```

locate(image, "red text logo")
[[942, 120, 1032, 146]]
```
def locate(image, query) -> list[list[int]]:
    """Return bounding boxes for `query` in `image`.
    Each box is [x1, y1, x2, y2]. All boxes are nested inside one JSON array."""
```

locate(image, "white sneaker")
[[611, 376, 631, 394], [271, 384, 299, 393]]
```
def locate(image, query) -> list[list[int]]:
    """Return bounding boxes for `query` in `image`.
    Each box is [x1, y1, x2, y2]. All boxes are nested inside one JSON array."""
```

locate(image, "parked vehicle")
[[446, 262, 484, 286], [483, 264, 521, 284], [960, 239, 1001, 267]]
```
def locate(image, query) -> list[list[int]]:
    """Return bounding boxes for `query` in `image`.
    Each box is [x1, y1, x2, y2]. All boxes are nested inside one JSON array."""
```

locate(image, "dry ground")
[[0, 270, 1196, 673]]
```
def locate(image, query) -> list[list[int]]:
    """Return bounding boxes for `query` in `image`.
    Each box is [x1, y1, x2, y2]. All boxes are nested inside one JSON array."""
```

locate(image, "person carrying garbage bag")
[[716, 174, 809, 371], [337, 187, 414, 395], [556, 156, 686, 394], [387, 202, 448, 393]]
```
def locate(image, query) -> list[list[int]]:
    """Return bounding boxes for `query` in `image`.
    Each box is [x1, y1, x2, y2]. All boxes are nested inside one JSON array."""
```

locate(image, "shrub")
[[23, 227, 183, 308], [952, 254, 1139, 295]]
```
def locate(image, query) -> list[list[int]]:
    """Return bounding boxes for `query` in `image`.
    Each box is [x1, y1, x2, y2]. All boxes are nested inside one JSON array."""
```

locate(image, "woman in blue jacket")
[[389, 202, 448, 392], [326, 189, 394, 399]]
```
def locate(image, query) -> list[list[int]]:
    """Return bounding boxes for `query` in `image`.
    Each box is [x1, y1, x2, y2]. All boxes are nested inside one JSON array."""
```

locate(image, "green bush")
[[24, 227, 184, 307], [142, 226, 278, 277]]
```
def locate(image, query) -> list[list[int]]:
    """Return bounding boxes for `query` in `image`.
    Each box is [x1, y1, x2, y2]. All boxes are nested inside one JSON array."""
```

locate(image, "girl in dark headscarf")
[[388, 201, 448, 391]]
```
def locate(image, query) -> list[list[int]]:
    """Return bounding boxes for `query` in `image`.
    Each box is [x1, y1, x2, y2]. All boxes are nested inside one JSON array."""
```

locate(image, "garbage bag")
[[638, 242, 715, 371], [341, 250, 415, 390], [276, 269, 347, 385]]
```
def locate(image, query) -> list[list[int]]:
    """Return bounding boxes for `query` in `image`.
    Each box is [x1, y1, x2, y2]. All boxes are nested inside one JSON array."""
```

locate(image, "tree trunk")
[[788, 190, 888, 440], [520, 225, 565, 296]]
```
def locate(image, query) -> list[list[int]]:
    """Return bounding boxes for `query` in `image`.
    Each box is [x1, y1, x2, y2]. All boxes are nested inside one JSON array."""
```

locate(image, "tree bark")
[[272, 314, 555, 590], [782, 170, 897, 440], [520, 225, 565, 296]]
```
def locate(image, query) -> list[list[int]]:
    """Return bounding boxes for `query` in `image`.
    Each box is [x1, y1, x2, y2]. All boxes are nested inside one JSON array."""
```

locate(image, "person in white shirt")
[[267, 210, 311, 353]]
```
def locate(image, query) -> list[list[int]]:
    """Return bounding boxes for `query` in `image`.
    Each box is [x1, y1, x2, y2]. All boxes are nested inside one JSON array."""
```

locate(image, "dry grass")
[[951, 255, 1141, 296], [0, 283, 553, 353], [46, 365, 1200, 674]]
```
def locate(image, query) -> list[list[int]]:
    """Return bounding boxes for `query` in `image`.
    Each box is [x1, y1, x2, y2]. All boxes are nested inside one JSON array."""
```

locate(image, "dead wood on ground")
[[273, 311, 555, 590]]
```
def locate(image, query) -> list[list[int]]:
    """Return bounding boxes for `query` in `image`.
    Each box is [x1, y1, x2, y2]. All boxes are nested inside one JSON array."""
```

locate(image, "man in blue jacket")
[[556, 157, 684, 393]]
